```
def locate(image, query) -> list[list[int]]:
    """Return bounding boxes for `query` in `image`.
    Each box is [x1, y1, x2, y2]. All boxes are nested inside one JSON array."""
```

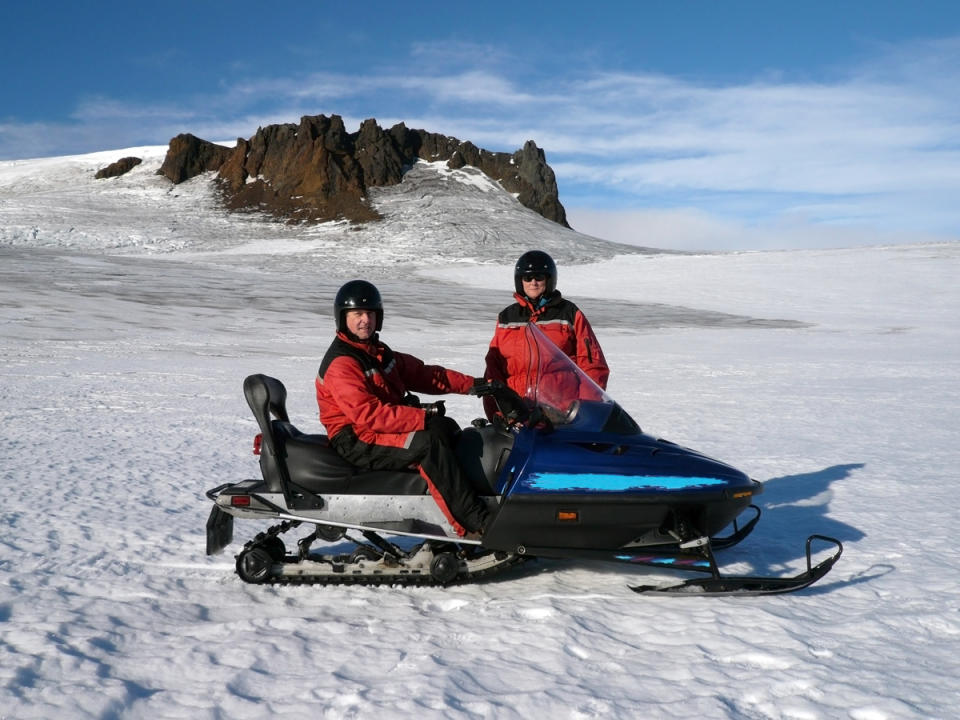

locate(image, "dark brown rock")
[[94, 156, 142, 179], [355, 118, 408, 186], [157, 134, 233, 184], [215, 115, 378, 223], [158, 115, 569, 226]]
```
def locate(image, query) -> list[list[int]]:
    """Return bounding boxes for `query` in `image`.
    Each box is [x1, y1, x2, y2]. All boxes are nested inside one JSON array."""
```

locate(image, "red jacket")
[[484, 292, 609, 398], [316, 332, 474, 448]]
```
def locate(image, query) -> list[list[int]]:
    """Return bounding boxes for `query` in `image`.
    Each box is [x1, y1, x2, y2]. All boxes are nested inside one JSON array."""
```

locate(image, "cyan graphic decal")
[[523, 472, 727, 492]]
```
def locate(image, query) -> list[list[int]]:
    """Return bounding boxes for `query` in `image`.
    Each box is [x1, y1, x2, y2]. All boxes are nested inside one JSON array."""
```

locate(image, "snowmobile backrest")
[[243, 374, 293, 493], [244, 374, 290, 453]]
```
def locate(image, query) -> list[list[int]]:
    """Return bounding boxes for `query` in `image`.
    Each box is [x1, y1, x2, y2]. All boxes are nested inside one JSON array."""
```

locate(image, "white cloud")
[[566, 206, 956, 252], [70, 96, 197, 122]]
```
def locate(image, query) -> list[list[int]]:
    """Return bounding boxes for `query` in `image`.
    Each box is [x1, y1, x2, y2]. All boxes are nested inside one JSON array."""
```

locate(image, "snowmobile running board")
[[628, 534, 843, 596]]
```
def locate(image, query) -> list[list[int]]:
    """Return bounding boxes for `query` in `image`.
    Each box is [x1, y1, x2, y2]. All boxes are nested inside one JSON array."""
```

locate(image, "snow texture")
[[1, 148, 959, 719]]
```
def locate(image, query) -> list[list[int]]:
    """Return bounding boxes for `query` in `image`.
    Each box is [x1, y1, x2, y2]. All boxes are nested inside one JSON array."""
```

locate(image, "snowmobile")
[[205, 323, 842, 595]]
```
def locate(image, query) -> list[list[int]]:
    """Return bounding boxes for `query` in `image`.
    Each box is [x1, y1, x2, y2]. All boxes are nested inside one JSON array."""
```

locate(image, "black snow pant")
[[330, 416, 490, 535]]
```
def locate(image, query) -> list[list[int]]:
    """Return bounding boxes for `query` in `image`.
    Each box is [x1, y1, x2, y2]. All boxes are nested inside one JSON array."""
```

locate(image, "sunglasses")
[[521, 273, 547, 282]]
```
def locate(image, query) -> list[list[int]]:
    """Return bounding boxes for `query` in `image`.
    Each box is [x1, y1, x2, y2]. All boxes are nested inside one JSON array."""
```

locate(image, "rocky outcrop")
[[395, 129, 568, 226], [95, 156, 142, 179], [158, 134, 233, 184], [217, 115, 378, 223], [158, 114, 569, 227]]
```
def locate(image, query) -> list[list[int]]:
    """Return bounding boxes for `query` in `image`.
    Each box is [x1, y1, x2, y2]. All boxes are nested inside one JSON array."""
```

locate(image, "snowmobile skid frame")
[[209, 507, 526, 587]]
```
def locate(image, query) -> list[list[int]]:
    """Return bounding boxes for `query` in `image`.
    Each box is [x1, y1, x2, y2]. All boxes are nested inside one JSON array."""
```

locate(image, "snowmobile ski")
[[628, 534, 843, 596]]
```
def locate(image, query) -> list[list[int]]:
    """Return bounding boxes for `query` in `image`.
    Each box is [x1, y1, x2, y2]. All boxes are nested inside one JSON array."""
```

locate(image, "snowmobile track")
[[235, 521, 528, 587]]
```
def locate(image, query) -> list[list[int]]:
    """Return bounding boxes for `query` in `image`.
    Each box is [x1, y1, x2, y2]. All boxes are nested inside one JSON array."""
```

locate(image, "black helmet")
[[334, 280, 383, 332], [514, 250, 557, 296]]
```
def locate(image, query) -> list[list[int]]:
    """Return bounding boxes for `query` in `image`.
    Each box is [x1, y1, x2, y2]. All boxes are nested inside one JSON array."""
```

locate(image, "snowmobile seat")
[[272, 421, 427, 495], [243, 373, 425, 496]]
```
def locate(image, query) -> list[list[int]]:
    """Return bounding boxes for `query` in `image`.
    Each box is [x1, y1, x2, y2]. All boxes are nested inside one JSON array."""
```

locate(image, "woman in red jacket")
[[316, 280, 490, 537], [484, 251, 609, 414]]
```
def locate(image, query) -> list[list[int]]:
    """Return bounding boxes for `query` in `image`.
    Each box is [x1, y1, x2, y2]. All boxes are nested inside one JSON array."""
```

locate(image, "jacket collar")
[[514, 290, 562, 314], [336, 330, 381, 353]]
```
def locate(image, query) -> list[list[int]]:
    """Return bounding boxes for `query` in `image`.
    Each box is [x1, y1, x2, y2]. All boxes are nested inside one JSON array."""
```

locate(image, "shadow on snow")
[[733, 463, 867, 592]]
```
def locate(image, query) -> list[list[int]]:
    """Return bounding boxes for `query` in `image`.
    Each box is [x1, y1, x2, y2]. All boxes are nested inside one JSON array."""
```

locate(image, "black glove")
[[423, 400, 446, 418], [525, 406, 553, 432], [469, 378, 506, 397]]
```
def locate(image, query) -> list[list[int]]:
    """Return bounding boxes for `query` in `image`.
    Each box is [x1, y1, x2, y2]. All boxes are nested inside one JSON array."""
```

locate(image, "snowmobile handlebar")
[[470, 380, 531, 425], [469, 378, 506, 397]]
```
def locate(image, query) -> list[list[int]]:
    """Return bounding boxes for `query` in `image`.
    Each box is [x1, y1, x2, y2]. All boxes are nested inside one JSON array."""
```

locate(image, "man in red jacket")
[[316, 280, 490, 538], [484, 250, 609, 416]]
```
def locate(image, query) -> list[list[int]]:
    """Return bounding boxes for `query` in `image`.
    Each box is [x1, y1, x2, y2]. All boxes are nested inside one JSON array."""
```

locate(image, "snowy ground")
[[1, 149, 959, 719]]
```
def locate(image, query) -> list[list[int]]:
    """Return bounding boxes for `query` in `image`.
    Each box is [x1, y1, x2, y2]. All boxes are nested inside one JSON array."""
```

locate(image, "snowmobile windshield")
[[518, 323, 640, 434]]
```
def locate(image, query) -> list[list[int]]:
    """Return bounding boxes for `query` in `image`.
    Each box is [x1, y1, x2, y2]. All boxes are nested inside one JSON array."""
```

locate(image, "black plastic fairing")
[[456, 424, 515, 495], [481, 491, 755, 552]]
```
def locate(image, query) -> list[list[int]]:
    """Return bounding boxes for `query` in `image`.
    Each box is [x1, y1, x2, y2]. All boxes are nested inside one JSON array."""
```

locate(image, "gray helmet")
[[334, 280, 383, 332], [514, 250, 557, 296]]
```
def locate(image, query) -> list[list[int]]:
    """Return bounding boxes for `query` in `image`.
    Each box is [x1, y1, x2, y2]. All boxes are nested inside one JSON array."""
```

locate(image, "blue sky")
[[2, 1, 959, 250]]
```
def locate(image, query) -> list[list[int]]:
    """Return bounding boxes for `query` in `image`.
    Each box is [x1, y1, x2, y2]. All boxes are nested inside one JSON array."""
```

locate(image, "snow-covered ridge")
[[0, 146, 635, 268]]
